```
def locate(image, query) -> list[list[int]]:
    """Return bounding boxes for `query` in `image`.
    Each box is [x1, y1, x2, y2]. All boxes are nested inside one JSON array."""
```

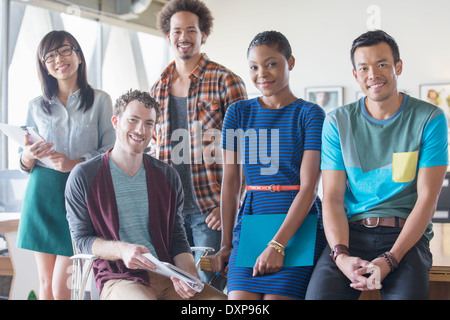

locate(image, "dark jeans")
[[183, 211, 227, 291], [305, 224, 432, 300]]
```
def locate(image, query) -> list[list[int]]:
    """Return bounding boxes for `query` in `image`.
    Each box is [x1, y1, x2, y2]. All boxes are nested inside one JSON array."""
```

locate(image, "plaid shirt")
[[150, 53, 247, 214]]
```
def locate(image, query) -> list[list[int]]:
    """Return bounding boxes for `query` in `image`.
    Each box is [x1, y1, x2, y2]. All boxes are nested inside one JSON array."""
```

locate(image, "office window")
[[5, 2, 168, 169]]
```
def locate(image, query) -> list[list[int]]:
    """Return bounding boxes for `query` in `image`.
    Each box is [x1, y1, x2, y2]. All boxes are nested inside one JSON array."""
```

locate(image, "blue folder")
[[236, 214, 318, 267]]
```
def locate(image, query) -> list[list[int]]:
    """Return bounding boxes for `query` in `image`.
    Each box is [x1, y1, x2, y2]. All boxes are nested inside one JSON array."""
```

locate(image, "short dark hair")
[[247, 30, 292, 60], [157, 0, 214, 37], [350, 30, 400, 70], [114, 89, 161, 121]]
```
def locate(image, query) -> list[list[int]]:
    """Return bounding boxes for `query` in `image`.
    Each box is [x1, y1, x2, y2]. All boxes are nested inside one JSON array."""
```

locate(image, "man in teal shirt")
[[306, 30, 448, 299]]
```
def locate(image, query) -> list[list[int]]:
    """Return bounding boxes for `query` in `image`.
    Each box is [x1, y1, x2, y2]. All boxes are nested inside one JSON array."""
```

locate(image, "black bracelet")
[[19, 156, 32, 172], [385, 251, 399, 268], [378, 252, 398, 272]]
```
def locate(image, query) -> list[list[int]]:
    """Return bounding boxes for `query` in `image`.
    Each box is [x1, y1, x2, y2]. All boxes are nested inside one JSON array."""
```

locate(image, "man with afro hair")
[[149, 0, 247, 291]]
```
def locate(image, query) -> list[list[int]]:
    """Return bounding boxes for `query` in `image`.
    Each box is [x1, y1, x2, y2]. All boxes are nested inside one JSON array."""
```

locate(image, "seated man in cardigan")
[[65, 89, 225, 300]]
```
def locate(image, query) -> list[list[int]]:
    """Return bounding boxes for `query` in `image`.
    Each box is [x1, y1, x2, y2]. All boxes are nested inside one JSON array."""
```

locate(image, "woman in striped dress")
[[211, 31, 326, 299]]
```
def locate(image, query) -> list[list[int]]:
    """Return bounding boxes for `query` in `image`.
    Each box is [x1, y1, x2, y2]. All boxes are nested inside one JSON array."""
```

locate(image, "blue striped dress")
[[221, 97, 326, 299]]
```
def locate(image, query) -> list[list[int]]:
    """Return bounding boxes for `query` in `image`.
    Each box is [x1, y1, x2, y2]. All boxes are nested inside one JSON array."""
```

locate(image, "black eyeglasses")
[[43, 45, 78, 63]]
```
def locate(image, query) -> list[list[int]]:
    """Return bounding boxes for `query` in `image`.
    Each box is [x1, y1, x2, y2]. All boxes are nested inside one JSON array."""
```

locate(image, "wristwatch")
[[330, 244, 350, 262]]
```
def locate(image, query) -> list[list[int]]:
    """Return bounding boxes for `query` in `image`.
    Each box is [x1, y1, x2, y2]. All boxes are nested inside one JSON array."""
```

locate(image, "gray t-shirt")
[[109, 159, 158, 258], [169, 94, 201, 214]]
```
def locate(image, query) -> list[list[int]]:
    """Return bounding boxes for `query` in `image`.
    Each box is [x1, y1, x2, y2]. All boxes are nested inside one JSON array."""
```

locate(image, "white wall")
[[202, 0, 450, 104]]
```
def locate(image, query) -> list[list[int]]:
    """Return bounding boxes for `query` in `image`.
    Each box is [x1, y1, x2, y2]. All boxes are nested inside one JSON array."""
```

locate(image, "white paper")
[[143, 253, 204, 292], [0, 123, 54, 168]]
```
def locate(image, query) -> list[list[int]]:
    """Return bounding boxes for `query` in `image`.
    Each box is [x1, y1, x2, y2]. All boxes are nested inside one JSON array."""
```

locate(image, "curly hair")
[[156, 0, 214, 37], [114, 89, 161, 121]]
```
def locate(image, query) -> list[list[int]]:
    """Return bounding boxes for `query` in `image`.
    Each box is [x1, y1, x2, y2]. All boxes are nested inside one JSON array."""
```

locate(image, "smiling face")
[[44, 41, 81, 84], [248, 44, 294, 99], [112, 100, 157, 156], [352, 42, 402, 103], [167, 11, 206, 61]]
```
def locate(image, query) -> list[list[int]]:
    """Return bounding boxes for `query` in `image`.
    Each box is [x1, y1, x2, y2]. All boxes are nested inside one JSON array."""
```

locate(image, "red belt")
[[246, 185, 300, 192]]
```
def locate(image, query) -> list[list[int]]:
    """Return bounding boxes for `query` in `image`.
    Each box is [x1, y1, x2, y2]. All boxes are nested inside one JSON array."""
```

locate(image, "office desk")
[[360, 223, 450, 300], [0, 213, 39, 300]]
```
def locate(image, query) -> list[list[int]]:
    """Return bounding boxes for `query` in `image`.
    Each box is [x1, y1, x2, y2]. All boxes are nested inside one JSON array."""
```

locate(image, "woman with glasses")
[[16, 30, 115, 300]]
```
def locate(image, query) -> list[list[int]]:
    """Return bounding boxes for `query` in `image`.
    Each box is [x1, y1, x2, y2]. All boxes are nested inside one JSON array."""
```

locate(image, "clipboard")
[[143, 253, 204, 292], [236, 214, 318, 267], [0, 123, 54, 168]]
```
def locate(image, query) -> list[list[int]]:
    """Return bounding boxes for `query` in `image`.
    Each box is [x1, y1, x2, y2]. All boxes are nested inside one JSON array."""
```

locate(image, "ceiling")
[[15, 0, 169, 35]]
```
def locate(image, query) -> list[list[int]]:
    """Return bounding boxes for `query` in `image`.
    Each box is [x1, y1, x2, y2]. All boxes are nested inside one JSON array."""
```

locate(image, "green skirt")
[[17, 165, 73, 256]]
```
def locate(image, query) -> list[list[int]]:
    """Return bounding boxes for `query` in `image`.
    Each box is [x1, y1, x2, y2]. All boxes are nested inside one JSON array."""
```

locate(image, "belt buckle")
[[269, 184, 276, 192], [363, 217, 379, 228]]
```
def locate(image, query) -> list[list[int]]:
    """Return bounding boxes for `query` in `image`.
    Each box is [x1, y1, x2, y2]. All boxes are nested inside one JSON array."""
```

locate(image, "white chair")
[[70, 251, 97, 300], [191, 246, 215, 269]]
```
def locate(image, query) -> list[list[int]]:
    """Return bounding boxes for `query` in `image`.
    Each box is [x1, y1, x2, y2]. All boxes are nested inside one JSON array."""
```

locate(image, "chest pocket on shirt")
[[392, 151, 419, 183], [197, 100, 222, 130]]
